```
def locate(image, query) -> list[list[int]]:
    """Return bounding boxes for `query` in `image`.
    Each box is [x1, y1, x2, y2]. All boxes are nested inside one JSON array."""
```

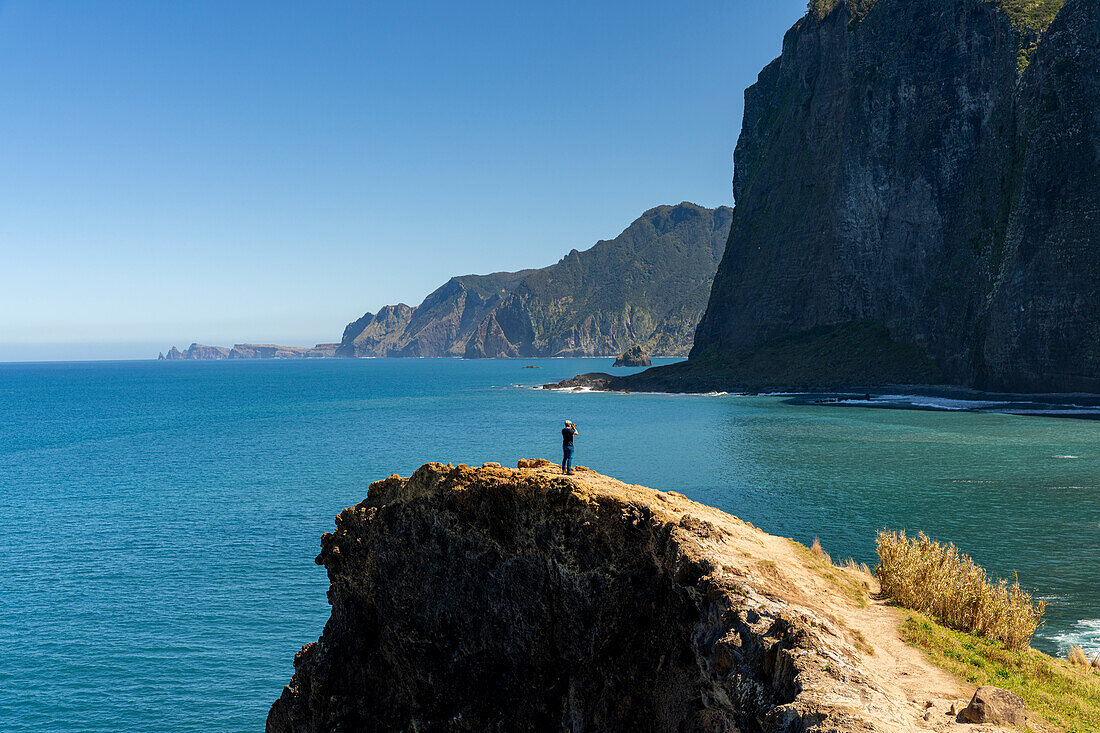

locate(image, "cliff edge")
[[268, 461, 1017, 732]]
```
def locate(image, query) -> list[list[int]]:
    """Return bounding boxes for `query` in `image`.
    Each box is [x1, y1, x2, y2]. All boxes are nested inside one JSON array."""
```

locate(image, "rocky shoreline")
[[543, 371, 1100, 419]]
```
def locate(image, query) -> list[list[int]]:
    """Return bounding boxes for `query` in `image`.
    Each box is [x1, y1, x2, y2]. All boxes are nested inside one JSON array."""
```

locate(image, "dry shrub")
[[844, 557, 872, 576], [1068, 646, 1089, 666], [875, 530, 1045, 651], [811, 537, 831, 564]]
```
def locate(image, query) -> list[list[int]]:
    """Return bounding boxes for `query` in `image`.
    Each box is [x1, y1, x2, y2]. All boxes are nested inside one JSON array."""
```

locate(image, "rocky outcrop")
[[613, 346, 652, 367], [160, 342, 338, 360], [268, 461, 998, 733], [337, 203, 734, 359], [160, 343, 231, 360], [685, 0, 1098, 393], [960, 686, 1027, 726]]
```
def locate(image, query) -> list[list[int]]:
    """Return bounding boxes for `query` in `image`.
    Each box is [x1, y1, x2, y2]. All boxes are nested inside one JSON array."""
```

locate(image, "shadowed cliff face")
[[268, 462, 961, 733], [336, 203, 733, 359], [691, 0, 1097, 392], [983, 0, 1100, 391]]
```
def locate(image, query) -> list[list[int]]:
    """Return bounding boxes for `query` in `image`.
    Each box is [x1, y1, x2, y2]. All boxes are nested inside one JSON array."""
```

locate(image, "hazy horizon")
[[1, 0, 807, 360]]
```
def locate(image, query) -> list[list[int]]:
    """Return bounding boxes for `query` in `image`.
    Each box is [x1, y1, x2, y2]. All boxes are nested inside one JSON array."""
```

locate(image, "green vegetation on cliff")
[[807, 0, 878, 22], [807, 0, 1065, 42], [988, 0, 1067, 70], [990, 0, 1066, 34]]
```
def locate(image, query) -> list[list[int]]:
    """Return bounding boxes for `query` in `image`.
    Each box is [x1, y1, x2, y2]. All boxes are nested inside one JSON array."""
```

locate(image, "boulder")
[[959, 686, 1026, 726]]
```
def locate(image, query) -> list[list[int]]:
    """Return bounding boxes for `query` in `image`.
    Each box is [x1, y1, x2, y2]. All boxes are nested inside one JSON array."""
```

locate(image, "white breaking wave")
[[1041, 618, 1100, 656]]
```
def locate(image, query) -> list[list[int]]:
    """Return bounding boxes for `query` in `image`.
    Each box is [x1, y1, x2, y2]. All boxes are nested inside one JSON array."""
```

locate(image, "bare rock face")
[[960, 686, 1027, 726], [692, 0, 1099, 392], [613, 346, 652, 367], [267, 462, 938, 732]]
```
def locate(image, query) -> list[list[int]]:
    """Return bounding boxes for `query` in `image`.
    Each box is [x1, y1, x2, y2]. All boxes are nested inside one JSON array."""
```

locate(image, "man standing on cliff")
[[562, 420, 578, 475]]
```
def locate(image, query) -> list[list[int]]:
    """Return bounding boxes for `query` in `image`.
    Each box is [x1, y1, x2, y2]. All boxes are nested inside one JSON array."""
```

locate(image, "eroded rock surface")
[[613, 346, 652, 367], [689, 0, 1099, 392], [268, 461, 1005, 732]]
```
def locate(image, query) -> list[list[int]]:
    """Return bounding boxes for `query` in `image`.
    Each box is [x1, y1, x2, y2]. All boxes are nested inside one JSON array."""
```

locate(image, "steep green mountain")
[[663, 0, 1099, 392], [337, 203, 733, 358]]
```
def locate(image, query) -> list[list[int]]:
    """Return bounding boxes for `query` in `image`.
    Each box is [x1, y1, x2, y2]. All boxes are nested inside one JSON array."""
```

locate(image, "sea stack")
[[613, 345, 652, 367]]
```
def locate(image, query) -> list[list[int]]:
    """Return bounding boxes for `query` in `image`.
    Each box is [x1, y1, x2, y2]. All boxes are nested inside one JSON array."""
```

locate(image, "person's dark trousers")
[[562, 445, 574, 473]]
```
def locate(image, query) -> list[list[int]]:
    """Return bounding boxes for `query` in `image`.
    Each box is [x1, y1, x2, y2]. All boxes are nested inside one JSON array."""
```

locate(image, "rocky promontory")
[[269, 461, 1012, 732]]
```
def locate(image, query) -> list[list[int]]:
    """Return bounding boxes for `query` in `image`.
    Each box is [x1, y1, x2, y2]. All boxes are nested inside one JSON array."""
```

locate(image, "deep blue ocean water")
[[2, 357, 1098, 731]]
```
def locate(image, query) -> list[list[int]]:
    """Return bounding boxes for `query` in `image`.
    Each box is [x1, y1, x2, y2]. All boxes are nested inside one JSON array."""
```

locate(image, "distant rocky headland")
[[160, 203, 731, 362], [158, 342, 339, 360], [336, 203, 733, 359], [268, 460, 1028, 732]]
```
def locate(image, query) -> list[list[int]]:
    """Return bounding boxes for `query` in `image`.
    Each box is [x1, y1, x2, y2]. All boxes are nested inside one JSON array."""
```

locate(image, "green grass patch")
[[900, 611, 1100, 732]]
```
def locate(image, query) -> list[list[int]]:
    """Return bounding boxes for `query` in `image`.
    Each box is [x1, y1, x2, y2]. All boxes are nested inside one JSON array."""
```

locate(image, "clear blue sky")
[[0, 0, 806, 360]]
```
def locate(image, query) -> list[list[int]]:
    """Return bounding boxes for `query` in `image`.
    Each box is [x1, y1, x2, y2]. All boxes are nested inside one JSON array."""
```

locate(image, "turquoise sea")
[[2, 357, 1099, 731]]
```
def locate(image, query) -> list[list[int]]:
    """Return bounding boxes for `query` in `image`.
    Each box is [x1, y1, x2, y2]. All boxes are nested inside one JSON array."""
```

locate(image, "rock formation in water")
[[613, 345, 652, 367], [268, 461, 1010, 733], [643, 0, 1098, 393], [159, 342, 339, 360], [336, 203, 733, 359]]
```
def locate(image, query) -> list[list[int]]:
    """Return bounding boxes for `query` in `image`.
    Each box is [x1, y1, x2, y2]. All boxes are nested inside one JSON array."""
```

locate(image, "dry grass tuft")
[[841, 557, 873, 576], [1068, 645, 1089, 666], [875, 530, 1045, 651], [1092, 653, 1100, 669], [791, 539, 870, 608]]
